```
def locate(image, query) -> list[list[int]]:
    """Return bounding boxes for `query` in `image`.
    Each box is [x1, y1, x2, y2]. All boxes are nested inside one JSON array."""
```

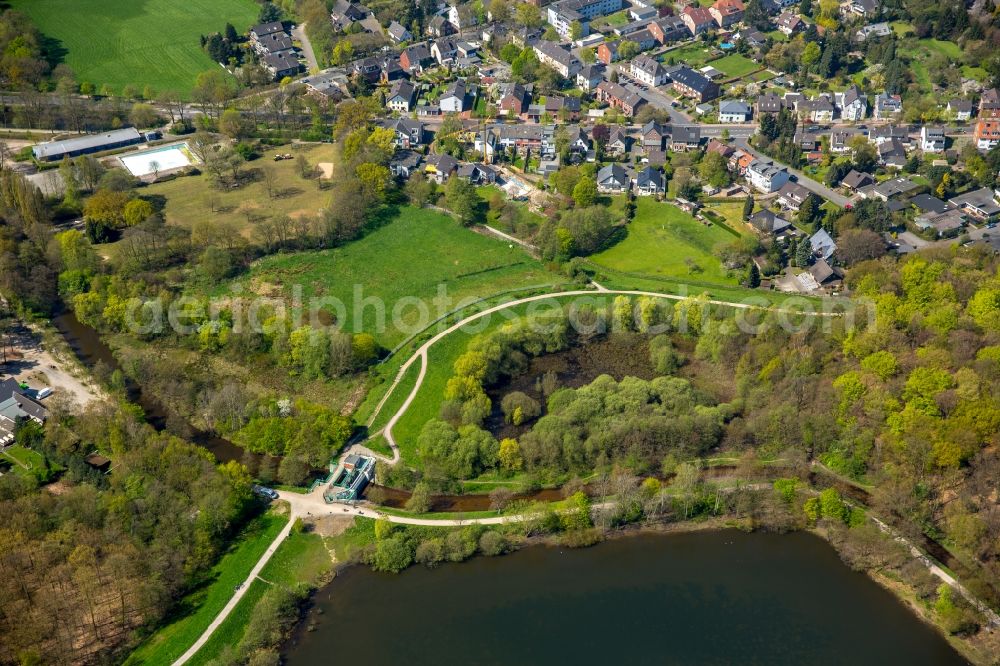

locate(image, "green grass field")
[[661, 44, 716, 68], [141, 144, 336, 237], [10, 0, 259, 97], [124, 509, 288, 666], [711, 54, 760, 79], [590, 199, 739, 285], [231, 206, 566, 347], [186, 579, 268, 666]]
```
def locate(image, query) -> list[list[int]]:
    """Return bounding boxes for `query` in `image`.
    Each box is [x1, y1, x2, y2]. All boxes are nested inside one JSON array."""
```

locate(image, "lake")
[[283, 529, 967, 666]]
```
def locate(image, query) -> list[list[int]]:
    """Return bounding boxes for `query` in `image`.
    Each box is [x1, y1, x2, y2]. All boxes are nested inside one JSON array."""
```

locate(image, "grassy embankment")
[[10, 0, 258, 97], [124, 507, 288, 666]]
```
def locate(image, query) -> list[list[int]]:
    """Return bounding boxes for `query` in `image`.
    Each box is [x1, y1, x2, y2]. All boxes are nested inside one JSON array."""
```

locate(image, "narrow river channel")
[[283, 529, 967, 665]]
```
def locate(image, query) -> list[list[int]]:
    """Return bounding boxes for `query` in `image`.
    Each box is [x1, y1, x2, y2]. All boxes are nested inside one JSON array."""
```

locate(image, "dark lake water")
[[283, 530, 967, 666]]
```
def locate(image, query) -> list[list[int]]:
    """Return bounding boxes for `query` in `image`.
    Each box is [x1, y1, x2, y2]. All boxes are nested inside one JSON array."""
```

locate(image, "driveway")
[[292, 23, 319, 73], [734, 139, 851, 207]]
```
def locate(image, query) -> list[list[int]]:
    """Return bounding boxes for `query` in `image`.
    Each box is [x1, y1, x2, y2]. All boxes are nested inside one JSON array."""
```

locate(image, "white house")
[[630, 54, 668, 87], [920, 126, 945, 153], [718, 100, 751, 123], [746, 159, 790, 193], [836, 86, 867, 122]]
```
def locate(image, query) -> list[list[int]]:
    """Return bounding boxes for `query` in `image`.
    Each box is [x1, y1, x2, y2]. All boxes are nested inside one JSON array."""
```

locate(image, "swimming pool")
[[119, 142, 195, 176]]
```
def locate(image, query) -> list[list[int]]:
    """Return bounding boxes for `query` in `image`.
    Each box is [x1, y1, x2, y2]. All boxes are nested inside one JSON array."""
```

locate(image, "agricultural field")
[[9, 0, 258, 97], [228, 206, 567, 348], [711, 54, 760, 80], [589, 198, 741, 286]]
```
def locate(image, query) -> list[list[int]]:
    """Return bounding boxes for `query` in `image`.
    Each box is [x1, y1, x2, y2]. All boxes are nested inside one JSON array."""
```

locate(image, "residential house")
[[869, 124, 909, 145], [801, 95, 835, 123], [719, 100, 752, 123], [749, 209, 792, 235], [627, 29, 658, 52], [389, 150, 423, 178], [866, 176, 920, 201], [845, 0, 879, 18], [385, 79, 417, 113], [595, 80, 646, 116], [911, 194, 966, 237], [774, 12, 803, 36], [439, 79, 476, 113], [493, 124, 557, 157], [777, 181, 811, 210], [597, 41, 619, 64], [809, 228, 837, 260], [710, 0, 744, 28], [873, 92, 902, 119], [949, 187, 1000, 222], [252, 29, 294, 57], [979, 88, 1000, 119], [681, 6, 716, 36], [649, 16, 689, 44], [567, 126, 592, 154], [576, 64, 606, 92], [0, 391, 48, 446], [427, 15, 454, 37], [670, 125, 702, 151], [457, 162, 498, 184], [746, 159, 790, 193], [330, 0, 373, 30], [629, 54, 667, 87], [262, 52, 301, 80], [606, 126, 631, 156], [547, 0, 624, 39], [300, 69, 351, 100], [947, 98, 973, 121], [706, 138, 735, 160], [641, 121, 670, 150], [379, 118, 427, 148], [841, 169, 874, 191], [920, 126, 945, 153], [756, 92, 783, 115], [597, 163, 631, 193], [431, 37, 458, 65], [533, 40, 581, 78], [448, 2, 479, 30], [424, 153, 459, 183], [836, 85, 866, 121], [878, 138, 907, 168], [634, 166, 665, 195], [829, 128, 861, 154], [855, 21, 891, 40], [545, 95, 581, 120], [739, 29, 769, 48], [400, 43, 434, 72], [387, 20, 413, 43], [498, 83, 530, 115], [249, 21, 285, 44], [670, 67, 720, 102], [975, 119, 1000, 151]]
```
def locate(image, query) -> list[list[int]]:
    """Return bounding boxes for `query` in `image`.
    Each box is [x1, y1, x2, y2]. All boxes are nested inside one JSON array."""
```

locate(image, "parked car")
[[253, 485, 279, 500]]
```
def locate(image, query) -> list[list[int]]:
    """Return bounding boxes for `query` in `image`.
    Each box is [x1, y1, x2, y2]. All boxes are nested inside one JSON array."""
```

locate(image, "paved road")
[[735, 139, 851, 207], [292, 23, 319, 73]]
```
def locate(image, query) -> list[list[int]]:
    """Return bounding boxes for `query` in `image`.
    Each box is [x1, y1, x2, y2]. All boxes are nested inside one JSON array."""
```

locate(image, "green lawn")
[[10, 0, 259, 97], [711, 54, 759, 79], [124, 509, 289, 666], [258, 528, 332, 589], [0, 445, 60, 482], [590, 199, 739, 286], [231, 206, 566, 347], [661, 43, 716, 68]]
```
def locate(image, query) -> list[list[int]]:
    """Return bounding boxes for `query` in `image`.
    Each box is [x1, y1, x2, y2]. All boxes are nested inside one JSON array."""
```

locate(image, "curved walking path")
[[171, 515, 296, 666], [369, 287, 845, 464]]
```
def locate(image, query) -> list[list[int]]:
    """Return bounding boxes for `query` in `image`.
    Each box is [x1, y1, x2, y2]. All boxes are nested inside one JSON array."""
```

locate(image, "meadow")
[[231, 206, 567, 348], [9, 0, 259, 97], [589, 198, 741, 285]]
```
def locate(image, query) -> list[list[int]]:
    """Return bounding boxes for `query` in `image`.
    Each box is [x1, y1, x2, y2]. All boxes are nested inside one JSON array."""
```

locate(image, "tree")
[[372, 537, 413, 573], [795, 237, 813, 267], [405, 483, 432, 513], [123, 198, 155, 226], [742, 194, 755, 220], [499, 437, 522, 471], [836, 228, 886, 264], [219, 108, 250, 139], [747, 262, 761, 288], [617, 40, 640, 60], [83, 189, 131, 227], [798, 193, 821, 227], [569, 20, 584, 41], [698, 151, 731, 187], [444, 176, 482, 225], [515, 3, 542, 27], [128, 103, 158, 128], [258, 1, 282, 23], [572, 177, 597, 207]]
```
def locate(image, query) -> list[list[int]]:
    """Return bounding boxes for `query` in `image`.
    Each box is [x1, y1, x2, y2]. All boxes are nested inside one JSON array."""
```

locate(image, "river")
[[283, 530, 967, 666]]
